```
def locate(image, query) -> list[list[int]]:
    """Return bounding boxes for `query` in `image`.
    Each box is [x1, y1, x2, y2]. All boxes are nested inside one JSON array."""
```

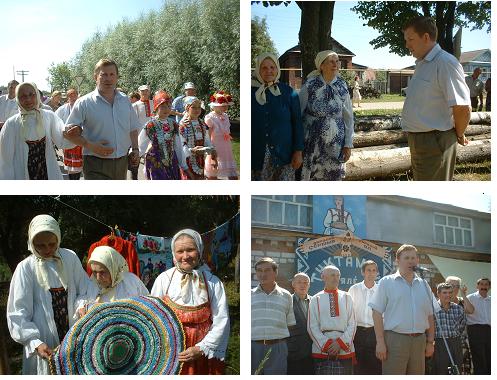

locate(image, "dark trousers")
[[287, 356, 314, 375], [354, 326, 382, 374], [431, 336, 463, 374], [467, 324, 491, 374], [470, 96, 483, 111]]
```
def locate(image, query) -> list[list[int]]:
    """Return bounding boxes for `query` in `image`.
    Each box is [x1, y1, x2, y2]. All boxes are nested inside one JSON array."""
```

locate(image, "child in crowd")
[[204, 91, 238, 180]]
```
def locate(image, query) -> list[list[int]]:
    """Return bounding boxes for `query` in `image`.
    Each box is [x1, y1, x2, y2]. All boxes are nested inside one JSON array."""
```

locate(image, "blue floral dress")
[[301, 75, 352, 181]]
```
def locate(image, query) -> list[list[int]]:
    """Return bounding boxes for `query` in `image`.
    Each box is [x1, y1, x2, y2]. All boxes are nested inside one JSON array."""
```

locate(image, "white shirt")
[[66, 89, 141, 158], [369, 271, 437, 334], [402, 44, 471, 132], [0, 94, 18, 122], [55, 102, 73, 123], [132, 100, 154, 155], [348, 281, 377, 327], [466, 291, 491, 325], [6, 248, 90, 375], [0, 109, 74, 179], [151, 266, 230, 360]]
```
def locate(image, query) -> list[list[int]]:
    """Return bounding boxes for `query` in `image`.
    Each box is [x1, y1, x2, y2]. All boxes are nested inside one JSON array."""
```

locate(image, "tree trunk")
[[297, 1, 335, 79], [345, 139, 491, 180], [353, 125, 491, 148]]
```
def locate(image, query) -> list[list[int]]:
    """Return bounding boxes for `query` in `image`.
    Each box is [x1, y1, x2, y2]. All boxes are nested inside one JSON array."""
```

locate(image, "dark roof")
[[352, 62, 368, 70], [280, 37, 355, 62], [460, 49, 490, 64]]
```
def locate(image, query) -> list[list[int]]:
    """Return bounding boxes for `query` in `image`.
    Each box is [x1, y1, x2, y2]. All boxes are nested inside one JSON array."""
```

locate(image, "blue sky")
[[252, 1, 491, 69], [0, 0, 164, 90]]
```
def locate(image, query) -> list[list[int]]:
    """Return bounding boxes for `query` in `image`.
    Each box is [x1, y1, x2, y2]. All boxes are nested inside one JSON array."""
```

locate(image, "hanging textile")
[[87, 235, 140, 277]]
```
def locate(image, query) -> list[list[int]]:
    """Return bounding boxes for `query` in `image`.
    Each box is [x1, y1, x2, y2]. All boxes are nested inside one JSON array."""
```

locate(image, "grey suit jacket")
[[287, 293, 313, 360]]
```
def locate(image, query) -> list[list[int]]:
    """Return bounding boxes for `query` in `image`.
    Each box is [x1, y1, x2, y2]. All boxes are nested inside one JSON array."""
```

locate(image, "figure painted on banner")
[[430, 282, 466, 375], [56, 88, 82, 180], [300, 50, 354, 181], [287, 273, 314, 375], [0, 82, 86, 180], [6, 215, 90, 374], [348, 260, 381, 374], [151, 229, 230, 374], [251, 257, 296, 375], [204, 90, 238, 180], [143, 90, 187, 180], [78, 246, 149, 316], [0, 79, 19, 129], [369, 244, 435, 375], [179, 96, 217, 180], [323, 195, 355, 236], [307, 265, 356, 375], [465, 277, 491, 374]]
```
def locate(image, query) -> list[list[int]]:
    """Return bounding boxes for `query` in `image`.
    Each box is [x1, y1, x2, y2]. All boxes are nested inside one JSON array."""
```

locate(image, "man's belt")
[[253, 339, 284, 345], [396, 332, 423, 337], [357, 325, 374, 330]]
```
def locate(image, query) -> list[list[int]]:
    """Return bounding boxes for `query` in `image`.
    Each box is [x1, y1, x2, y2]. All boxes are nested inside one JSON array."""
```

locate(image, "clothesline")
[[48, 195, 239, 238]]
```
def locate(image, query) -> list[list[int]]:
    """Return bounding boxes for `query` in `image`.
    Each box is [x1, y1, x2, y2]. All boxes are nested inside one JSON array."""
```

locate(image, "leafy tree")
[[352, 1, 491, 57], [47, 62, 76, 92], [251, 16, 278, 64]]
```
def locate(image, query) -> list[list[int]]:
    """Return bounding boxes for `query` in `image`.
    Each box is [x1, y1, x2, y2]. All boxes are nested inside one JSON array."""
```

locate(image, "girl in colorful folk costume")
[[179, 96, 217, 180], [78, 246, 149, 314], [144, 90, 188, 180], [0, 83, 81, 179], [6, 215, 90, 374], [151, 229, 230, 374], [204, 91, 238, 180]]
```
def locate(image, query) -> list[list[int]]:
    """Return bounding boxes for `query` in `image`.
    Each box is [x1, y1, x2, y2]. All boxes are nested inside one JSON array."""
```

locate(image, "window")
[[433, 213, 473, 247], [252, 196, 312, 230]]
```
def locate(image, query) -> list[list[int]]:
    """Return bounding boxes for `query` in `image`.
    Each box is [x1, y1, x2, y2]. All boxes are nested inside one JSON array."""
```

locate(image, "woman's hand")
[[291, 151, 303, 169], [35, 343, 53, 359], [342, 147, 352, 162], [178, 346, 203, 362]]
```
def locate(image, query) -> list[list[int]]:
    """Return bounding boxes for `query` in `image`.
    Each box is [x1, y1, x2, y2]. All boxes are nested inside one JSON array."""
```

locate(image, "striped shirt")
[[435, 301, 466, 339], [251, 284, 296, 340]]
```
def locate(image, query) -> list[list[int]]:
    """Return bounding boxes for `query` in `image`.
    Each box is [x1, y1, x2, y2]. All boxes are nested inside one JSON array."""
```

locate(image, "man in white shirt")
[[0, 80, 19, 129], [369, 244, 435, 374], [251, 257, 296, 374], [131, 84, 154, 180], [401, 16, 471, 180], [66, 59, 141, 180], [348, 260, 381, 374], [466, 277, 491, 374], [308, 265, 356, 374], [465, 68, 484, 111]]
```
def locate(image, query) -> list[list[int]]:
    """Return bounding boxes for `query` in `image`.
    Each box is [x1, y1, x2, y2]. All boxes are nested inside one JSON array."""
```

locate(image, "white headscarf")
[[171, 229, 209, 304], [88, 246, 129, 303], [307, 50, 339, 79], [16, 82, 45, 141], [27, 214, 67, 291], [251, 52, 282, 105]]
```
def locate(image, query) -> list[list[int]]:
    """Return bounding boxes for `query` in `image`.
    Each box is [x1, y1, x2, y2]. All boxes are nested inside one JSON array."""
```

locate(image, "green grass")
[[361, 94, 405, 103], [232, 137, 240, 170], [354, 109, 402, 117], [224, 280, 240, 374]]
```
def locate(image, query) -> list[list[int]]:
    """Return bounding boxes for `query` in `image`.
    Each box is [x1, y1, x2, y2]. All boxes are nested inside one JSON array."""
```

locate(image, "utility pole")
[[16, 70, 29, 82]]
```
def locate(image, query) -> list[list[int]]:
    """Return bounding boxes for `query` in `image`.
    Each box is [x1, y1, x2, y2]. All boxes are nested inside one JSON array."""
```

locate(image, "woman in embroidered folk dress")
[[151, 229, 230, 375], [204, 91, 238, 180], [6, 215, 90, 374], [0, 82, 84, 180], [179, 96, 217, 180], [300, 51, 354, 181], [77, 246, 148, 315], [144, 90, 189, 180]]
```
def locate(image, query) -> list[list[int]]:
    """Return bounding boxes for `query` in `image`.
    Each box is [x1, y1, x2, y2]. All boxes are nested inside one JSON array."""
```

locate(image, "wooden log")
[[354, 112, 491, 132], [353, 125, 491, 147], [345, 139, 491, 180]]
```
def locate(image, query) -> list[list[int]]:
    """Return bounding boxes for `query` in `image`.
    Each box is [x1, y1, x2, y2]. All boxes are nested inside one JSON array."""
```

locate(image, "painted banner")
[[296, 234, 394, 295]]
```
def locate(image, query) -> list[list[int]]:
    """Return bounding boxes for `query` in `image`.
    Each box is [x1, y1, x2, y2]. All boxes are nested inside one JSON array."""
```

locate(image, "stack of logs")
[[345, 112, 491, 180]]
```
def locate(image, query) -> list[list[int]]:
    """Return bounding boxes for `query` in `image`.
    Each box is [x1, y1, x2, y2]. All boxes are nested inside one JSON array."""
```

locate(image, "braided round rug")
[[49, 295, 184, 374]]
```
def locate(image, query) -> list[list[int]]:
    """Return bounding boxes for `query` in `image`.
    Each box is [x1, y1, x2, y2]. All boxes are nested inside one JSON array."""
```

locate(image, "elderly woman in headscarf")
[[0, 82, 84, 179], [78, 246, 149, 314], [251, 52, 304, 181], [299, 50, 354, 181], [6, 215, 90, 374], [151, 229, 230, 375], [179, 96, 216, 180]]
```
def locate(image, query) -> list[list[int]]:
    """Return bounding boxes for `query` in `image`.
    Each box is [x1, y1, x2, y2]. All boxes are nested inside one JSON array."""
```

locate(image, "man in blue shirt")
[[172, 82, 196, 123], [401, 16, 471, 180]]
